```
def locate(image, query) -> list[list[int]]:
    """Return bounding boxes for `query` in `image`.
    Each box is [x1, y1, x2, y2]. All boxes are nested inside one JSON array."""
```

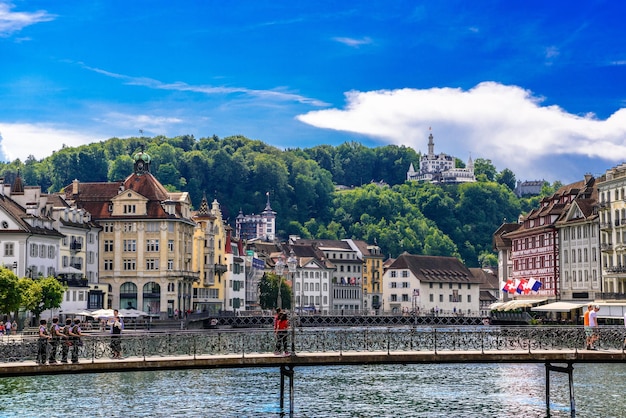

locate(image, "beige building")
[[64, 151, 198, 318]]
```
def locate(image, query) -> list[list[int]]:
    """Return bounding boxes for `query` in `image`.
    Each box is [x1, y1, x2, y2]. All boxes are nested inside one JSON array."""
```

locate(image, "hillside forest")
[[0, 134, 563, 268]]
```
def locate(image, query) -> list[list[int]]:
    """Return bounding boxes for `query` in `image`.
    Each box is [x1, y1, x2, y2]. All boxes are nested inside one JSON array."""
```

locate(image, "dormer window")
[[123, 204, 136, 214]]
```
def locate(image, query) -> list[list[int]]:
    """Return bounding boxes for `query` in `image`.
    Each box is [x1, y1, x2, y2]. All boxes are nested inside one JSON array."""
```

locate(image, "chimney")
[[72, 179, 79, 196]]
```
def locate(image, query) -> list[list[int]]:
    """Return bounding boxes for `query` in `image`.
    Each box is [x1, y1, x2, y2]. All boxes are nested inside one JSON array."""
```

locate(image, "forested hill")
[[0, 134, 560, 267]]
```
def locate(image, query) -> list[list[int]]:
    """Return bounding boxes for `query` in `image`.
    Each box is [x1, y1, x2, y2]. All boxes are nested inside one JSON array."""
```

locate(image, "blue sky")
[[1, 1, 626, 184]]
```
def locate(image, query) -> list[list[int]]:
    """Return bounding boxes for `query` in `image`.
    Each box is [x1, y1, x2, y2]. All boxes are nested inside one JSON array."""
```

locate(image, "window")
[[48, 246, 55, 258], [104, 240, 113, 252], [30, 243, 38, 257], [123, 240, 136, 252], [390, 282, 397, 288], [146, 239, 159, 252], [402, 294, 409, 302], [146, 259, 159, 270], [123, 259, 136, 270], [62, 256, 69, 267], [402, 282, 409, 288], [429, 294, 434, 302], [168, 240, 174, 252], [104, 259, 113, 271], [39, 244, 45, 256], [390, 271, 397, 278], [87, 251, 95, 264], [390, 294, 397, 302], [401, 270, 409, 278], [4, 243, 14, 257], [167, 259, 174, 270], [123, 222, 135, 232], [146, 222, 159, 232], [123, 204, 136, 214], [103, 223, 114, 233]]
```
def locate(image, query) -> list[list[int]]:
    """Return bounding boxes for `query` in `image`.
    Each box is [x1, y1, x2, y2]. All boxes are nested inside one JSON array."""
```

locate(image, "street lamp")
[[287, 249, 297, 356], [274, 258, 285, 309]]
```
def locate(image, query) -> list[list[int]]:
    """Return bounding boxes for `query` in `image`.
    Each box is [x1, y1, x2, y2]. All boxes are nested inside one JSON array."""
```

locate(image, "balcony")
[[70, 241, 82, 252], [214, 263, 228, 276], [601, 243, 613, 252], [598, 292, 626, 301], [605, 266, 626, 274], [58, 277, 88, 287], [600, 222, 612, 230]]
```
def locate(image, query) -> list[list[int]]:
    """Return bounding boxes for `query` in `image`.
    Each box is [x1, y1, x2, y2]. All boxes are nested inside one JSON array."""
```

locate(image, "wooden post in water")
[[545, 362, 575, 418], [279, 365, 295, 417]]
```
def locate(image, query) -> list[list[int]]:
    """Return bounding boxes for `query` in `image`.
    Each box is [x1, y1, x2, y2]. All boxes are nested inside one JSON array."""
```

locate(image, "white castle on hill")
[[407, 132, 475, 184]]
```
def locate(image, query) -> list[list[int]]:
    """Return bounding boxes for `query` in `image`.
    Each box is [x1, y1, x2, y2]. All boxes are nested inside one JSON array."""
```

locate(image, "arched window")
[[119, 282, 138, 310], [143, 282, 161, 315]]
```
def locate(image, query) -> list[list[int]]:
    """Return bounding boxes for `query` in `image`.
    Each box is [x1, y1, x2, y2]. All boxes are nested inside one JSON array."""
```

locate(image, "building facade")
[[382, 253, 482, 315], [235, 192, 276, 242], [597, 164, 626, 297], [64, 152, 198, 318]]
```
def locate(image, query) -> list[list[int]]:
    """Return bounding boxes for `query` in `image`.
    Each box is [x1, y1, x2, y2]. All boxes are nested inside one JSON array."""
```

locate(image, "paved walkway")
[[2, 349, 626, 378]]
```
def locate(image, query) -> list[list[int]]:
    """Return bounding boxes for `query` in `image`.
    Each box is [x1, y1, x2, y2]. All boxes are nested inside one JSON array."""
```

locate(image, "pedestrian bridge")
[[3, 326, 624, 416], [1, 325, 625, 377]]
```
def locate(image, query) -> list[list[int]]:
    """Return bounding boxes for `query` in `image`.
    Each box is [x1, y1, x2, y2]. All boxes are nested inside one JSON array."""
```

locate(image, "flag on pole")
[[528, 278, 542, 292]]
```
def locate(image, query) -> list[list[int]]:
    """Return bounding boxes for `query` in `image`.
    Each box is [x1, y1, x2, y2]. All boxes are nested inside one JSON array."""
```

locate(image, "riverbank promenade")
[[2, 326, 626, 377]]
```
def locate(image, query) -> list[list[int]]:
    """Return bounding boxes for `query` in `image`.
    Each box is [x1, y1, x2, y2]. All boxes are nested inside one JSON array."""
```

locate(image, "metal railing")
[[2, 326, 626, 364]]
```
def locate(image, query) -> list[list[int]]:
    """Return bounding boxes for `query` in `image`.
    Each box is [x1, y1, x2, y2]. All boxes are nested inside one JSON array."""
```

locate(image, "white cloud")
[[0, 2, 55, 36], [94, 112, 183, 133], [82, 64, 328, 106], [333, 36, 373, 47], [0, 123, 98, 161], [296, 82, 626, 181]]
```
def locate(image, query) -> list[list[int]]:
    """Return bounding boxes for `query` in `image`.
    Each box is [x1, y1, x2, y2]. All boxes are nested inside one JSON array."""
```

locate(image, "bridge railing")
[[1, 326, 625, 363]]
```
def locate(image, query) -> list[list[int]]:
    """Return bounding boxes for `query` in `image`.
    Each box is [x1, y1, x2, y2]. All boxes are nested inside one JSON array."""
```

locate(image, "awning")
[[531, 302, 587, 312], [594, 303, 626, 319], [495, 299, 547, 311]]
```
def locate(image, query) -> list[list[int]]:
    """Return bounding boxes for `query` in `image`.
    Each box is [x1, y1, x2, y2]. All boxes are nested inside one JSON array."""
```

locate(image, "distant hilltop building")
[[407, 132, 475, 184], [514, 180, 544, 197], [235, 192, 276, 242]]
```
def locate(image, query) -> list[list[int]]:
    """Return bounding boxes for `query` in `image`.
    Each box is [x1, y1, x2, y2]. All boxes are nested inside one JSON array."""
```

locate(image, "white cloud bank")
[[297, 82, 626, 181], [0, 123, 98, 161], [0, 2, 55, 36]]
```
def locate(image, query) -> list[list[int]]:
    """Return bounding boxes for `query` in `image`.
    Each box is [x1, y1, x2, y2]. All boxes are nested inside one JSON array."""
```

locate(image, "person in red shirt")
[[274, 312, 289, 355]]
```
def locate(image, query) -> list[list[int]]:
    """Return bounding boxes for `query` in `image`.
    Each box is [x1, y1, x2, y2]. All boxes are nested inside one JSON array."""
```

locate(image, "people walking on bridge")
[[584, 304, 593, 349], [37, 319, 51, 365], [110, 310, 124, 359], [588, 305, 600, 350], [69, 319, 84, 364], [48, 317, 63, 364], [274, 312, 289, 355], [60, 318, 72, 363]]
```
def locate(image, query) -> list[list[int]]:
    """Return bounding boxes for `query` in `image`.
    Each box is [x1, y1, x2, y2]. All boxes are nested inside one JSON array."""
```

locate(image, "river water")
[[0, 363, 623, 417]]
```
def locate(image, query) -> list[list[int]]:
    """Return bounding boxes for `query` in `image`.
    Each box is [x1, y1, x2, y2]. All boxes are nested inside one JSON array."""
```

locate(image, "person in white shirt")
[[588, 305, 600, 349]]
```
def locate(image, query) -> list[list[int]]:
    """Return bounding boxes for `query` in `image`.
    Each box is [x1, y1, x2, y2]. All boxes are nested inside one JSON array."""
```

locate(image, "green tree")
[[19, 277, 66, 320], [474, 158, 497, 182], [108, 155, 134, 181], [496, 168, 516, 191], [0, 267, 22, 317], [258, 273, 292, 310]]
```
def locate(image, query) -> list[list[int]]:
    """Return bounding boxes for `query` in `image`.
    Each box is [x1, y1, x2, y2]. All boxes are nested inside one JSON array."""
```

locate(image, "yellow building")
[[64, 151, 198, 318], [192, 195, 228, 314]]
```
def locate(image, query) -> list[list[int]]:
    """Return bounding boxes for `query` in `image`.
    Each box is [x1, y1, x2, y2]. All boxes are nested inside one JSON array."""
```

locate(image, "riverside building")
[[64, 151, 197, 318]]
